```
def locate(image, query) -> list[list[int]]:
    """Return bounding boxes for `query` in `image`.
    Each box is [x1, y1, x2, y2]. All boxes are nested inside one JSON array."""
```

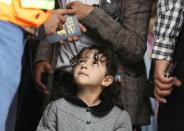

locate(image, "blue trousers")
[[0, 21, 24, 131]]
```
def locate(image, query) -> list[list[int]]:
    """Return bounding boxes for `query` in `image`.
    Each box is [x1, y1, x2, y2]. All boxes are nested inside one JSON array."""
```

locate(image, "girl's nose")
[[81, 61, 89, 69]]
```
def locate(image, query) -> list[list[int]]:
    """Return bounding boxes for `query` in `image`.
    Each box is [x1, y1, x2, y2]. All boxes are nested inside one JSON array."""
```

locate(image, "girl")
[[36, 46, 132, 131]]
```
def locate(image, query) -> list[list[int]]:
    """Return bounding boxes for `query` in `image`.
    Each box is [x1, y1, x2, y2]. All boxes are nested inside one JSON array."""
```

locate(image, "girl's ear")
[[102, 75, 113, 87]]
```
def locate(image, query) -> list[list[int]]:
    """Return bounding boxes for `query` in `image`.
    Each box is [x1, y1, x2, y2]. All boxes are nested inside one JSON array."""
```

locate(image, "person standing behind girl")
[[36, 46, 132, 131]]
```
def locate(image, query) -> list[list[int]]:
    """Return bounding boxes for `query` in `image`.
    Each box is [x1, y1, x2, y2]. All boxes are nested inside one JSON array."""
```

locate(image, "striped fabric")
[[36, 98, 132, 131], [151, 0, 184, 61]]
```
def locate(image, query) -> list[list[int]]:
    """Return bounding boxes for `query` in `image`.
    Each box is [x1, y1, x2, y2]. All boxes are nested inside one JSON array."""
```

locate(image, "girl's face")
[[73, 49, 113, 89]]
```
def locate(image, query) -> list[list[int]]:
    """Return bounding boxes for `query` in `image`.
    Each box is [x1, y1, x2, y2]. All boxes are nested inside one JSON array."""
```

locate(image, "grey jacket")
[[36, 98, 132, 131], [35, 0, 151, 125]]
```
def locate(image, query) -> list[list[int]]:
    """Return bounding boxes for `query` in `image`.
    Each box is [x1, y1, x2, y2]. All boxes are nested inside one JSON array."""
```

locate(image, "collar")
[[64, 95, 114, 117]]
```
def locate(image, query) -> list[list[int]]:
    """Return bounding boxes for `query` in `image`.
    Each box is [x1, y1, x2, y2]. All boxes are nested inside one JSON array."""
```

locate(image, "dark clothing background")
[[15, 1, 60, 131], [158, 86, 184, 131], [157, 23, 184, 131], [15, 40, 43, 131]]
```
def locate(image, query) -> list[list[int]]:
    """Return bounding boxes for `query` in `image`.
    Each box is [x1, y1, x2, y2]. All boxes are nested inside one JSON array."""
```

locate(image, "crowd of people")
[[0, 0, 184, 131]]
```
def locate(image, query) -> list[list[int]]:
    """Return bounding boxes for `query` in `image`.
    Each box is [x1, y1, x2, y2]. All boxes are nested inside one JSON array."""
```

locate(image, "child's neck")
[[77, 88, 102, 107]]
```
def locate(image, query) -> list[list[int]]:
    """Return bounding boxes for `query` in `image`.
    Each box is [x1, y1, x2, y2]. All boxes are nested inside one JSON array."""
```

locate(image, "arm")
[[68, 0, 151, 64], [34, 40, 54, 64], [151, 0, 184, 103], [36, 102, 57, 131], [34, 8, 78, 64], [34, 8, 75, 94], [34, 40, 55, 95], [34, 8, 86, 94], [114, 110, 132, 131], [152, 0, 184, 61]]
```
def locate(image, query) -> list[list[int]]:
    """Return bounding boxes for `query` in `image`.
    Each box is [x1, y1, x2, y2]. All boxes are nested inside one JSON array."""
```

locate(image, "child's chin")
[[77, 81, 88, 86], [76, 81, 90, 87], [76, 77, 88, 83]]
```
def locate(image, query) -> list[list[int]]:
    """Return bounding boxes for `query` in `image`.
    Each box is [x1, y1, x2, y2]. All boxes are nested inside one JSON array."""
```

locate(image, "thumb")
[[174, 77, 182, 87], [45, 64, 53, 74], [79, 23, 87, 32], [66, 2, 74, 9], [59, 8, 76, 16]]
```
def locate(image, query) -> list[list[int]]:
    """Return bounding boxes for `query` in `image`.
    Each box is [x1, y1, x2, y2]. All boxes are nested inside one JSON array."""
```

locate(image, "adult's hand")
[[64, 23, 86, 43], [154, 59, 181, 103], [44, 8, 87, 43], [34, 61, 53, 95], [67, 1, 94, 20], [44, 9, 76, 35]]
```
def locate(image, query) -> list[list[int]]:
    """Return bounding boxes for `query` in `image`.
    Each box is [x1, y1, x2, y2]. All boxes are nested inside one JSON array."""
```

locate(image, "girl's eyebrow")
[[79, 56, 89, 59]]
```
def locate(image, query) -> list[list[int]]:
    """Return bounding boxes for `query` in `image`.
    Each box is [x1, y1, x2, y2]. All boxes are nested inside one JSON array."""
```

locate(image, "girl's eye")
[[78, 59, 86, 64], [93, 61, 99, 65]]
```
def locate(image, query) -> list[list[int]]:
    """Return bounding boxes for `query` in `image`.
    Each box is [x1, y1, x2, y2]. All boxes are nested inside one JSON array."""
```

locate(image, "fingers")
[[67, 37, 77, 42], [71, 36, 80, 41], [67, 37, 73, 42], [157, 75, 174, 84], [154, 60, 174, 103], [154, 76, 181, 104], [59, 15, 66, 25], [66, 2, 74, 9], [66, 1, 82, 10], [67, 36, 80, 42], [54, 8, 76, 16], [154, 89, 167, 103], [56, 22, 64, 31], [154, 76, 173, 103], [59, 35, 80, 44], [35, 78, 50, 95], [154, 74, 182, 103], [154, 77, 173, 103], [174, 77, 182, 87], [62, 8, 77, 15], [153, 60, 182, 103], [34, 69, 50, 95], [154, 71, 174, 87], [67, 23, 86, 42], [79, 23, 86, 32], [34, 62, 53, 95], [51, 8, 76, 24], [45, 63, 53, 74], [154, 77, 174, 90], [155, 85, 173, 97], [59, 40, 65, 44]]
